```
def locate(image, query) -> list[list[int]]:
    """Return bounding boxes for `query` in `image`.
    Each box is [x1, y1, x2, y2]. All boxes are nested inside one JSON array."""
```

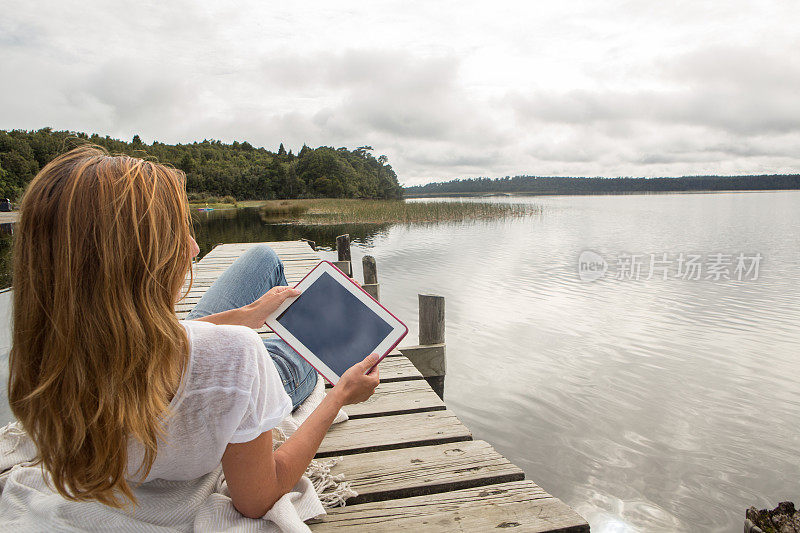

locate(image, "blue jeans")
[[185, 244, 318, 410]]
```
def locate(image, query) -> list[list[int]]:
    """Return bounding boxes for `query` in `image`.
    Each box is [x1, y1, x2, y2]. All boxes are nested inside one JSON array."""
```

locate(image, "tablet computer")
[[265, 261, 408, 385]]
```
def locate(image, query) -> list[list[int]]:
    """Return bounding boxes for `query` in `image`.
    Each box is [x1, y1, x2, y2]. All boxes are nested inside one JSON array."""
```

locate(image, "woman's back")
[[127, 320, 292, 483]]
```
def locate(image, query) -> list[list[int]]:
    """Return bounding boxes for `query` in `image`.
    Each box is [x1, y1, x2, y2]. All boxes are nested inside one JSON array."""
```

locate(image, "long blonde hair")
[[8, 145, 194, 507]]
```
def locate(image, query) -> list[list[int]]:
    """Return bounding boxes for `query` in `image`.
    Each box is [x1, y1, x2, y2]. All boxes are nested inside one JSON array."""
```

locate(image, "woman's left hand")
[[241, 286, 301, 329]]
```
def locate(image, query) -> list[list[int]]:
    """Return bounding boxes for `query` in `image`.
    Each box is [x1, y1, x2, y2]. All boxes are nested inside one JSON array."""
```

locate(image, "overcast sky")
[[2, 1, 799, 185]]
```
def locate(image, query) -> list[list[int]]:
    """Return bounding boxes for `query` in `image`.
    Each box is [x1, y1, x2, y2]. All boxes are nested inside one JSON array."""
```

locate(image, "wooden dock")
[[178, 241, 589, 532]]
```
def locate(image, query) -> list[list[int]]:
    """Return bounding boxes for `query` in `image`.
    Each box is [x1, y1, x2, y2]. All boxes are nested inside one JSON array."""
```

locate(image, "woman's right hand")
[[331, 354, 380, 405]]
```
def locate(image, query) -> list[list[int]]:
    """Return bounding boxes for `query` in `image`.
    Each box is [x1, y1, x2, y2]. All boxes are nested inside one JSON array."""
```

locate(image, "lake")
[[2, 190, 799, 532]]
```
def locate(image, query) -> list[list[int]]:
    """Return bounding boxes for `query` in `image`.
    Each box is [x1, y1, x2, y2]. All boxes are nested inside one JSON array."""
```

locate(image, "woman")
[[6, 146, 378, 519]]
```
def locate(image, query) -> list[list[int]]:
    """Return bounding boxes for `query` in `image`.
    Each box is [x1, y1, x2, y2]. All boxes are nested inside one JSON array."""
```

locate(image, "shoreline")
[[402, 188, 800, 198]]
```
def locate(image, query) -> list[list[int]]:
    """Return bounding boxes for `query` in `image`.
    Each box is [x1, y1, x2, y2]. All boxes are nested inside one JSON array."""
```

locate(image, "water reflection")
[[191, 208, 394, 254], [328, 192, 800, 533]]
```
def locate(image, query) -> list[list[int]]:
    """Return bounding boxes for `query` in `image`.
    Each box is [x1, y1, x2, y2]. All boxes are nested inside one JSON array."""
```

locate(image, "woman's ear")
[[189, 237, 200, 259]]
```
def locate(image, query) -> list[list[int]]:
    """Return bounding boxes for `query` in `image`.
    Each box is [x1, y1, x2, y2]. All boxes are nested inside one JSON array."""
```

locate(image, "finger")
[[277, 288, 301, 300], [260, 288, 277, 299], [276, 286, 300, 296], [359, 353, 379, 371], [366, 363, 380, 376], [367, 366, 381, 387]]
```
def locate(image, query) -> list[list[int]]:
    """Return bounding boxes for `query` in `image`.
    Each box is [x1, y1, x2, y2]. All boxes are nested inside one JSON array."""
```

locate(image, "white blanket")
[[0, 377, 354, 532]]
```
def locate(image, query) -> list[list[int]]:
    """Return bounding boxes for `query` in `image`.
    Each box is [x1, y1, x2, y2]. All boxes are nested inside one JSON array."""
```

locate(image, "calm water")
[[2, 191, 799, 531]]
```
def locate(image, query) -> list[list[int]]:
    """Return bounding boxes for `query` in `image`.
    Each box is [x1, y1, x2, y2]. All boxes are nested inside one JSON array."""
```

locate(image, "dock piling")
[[400, 294, 446, 399], [362, 255, 380, 301], [419, 294, 445, 345], [336, 234, 351, 261], [334, 234, 352, 276]]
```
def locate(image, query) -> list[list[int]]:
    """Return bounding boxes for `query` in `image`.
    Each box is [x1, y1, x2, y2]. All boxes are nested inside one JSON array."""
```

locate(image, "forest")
[[405, 174, 800, 196], [0, 128, 404, 201]]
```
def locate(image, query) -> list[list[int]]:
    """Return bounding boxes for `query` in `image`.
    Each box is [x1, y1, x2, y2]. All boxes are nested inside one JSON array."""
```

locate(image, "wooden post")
[[419, 294, 445, 345], [336, 234, 351, 262], [362, 255, 379, 301], [399, 294, 446, 399], [333, 260, 352, 277], [362, 255, 378, 284]]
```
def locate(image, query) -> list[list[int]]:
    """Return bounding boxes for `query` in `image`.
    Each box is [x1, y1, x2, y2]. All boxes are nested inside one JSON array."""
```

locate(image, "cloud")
[[508, 47, 800, 136], [1, 1, 799, 182], [499, 44, 800, 173]]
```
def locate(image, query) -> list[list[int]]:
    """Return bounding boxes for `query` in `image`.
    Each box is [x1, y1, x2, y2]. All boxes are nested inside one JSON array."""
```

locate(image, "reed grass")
[[188, 203, 238, 210], [258, 198, 538, 224], [258, 200, 310, 218], [188, 193, 238, 209]]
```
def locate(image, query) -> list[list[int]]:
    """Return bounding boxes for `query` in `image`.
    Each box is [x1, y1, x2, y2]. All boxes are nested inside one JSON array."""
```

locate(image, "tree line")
[[0, 128, 403, 201], [405, 174, 800, 196]]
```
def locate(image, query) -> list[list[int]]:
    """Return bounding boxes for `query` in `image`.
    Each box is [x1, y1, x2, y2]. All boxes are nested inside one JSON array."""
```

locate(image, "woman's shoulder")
[[179, 320, 265, 390], [181, 319, 261, 349]]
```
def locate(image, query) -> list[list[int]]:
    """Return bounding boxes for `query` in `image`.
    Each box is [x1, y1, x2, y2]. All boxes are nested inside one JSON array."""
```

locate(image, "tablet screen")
[[276, 271, 393, 377]]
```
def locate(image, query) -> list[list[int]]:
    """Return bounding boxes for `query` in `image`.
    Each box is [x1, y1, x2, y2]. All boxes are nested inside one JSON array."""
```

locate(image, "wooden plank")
[[190, 264, 319, 274], [200, 245, 318, 262], [184, 273, 313, 283], [192, 264, 314, 272], [374, 356, 424, 382], [203, 241, 315, 249], [328, 440, 524, 505], [196, 258, 315, 265], [181, 271, 312, 288], [205, 243, 314, 255], [206, 244, 313, 251], [205, 250, 313, 256], [334, 379, 445, 419], [186, 272, 316, 282], [319, 356, 424, 385], [309, 480, 589, 533], [186, 265, 317, 278], [316, 409, 471, 458], [186, 272, 315, 281], [198, 259, 319, 265], [200, 250, 317, 257], [198, 256, 319, 265], [210, 240, 310, 248], [0, 211, 19, 224]]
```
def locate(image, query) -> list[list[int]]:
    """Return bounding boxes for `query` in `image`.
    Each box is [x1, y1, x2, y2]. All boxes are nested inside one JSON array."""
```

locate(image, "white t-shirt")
[[126, 320, 293, 482]]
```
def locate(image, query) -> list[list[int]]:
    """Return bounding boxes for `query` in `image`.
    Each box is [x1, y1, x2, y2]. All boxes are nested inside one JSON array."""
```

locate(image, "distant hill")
[[0, 128, 403, 201], [404, 175, 800, 196]]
